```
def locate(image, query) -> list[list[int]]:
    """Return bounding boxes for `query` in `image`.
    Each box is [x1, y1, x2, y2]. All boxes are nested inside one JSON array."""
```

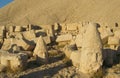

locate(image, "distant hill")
[[0, 0, 120, 26]]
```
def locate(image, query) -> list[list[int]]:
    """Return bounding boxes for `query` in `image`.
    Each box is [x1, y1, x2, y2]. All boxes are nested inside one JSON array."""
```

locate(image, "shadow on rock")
[[103, 48, 120, 67], [19, 63, 67, 78]]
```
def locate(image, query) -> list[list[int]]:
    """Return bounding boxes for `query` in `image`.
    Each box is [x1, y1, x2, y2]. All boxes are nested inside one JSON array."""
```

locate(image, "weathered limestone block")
[[43, 36, 51, 44], [0, 38, 3, 48], [108, 36, 119, 45], [0, 26, 6, 47], [64, 40, 80, 67], [77, 22, 83, 31], [22, 25, 29, 31], [56, 34, 72, 42], [0, 52, 28, 71], [1, 39, 11, 51], [70, 51, 80, 67], [9, 26, 14, 33], [14, 26, 22, 32], [114, 30, 120, 39], [66, 23, 78, 31], [79, 23, 103, 74], [14, 32, 23, 39], [56, 34, 73, 47], [33, 36, 51, 44], [98, 27, 113, 44], [7, 32, 23, 39], [64, 40, 78, 58], [63, 45, 72, 58], [1, 38, 34, 51], [54, 23, 59, 31], [53, 23, 61, 36], [22, 30, 36, 40], [108, 36, 120, 50], [0, 26, 5, 37], [59, 23, 67, 33], [33, 36, 48, 64], [47, 25, 55, 41], [75, 34, 83, 48], [16, 39, 33, 51], [45, 25, 54, 37], [28, 24, 32, 30]]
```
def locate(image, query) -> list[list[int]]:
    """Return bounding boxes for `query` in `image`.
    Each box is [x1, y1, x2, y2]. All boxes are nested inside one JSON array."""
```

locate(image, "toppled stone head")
[[79, 22, 103, 74]]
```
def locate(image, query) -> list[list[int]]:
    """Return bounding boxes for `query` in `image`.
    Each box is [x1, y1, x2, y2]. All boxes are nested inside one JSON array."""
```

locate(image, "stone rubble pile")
[[0, 24, 52, 72], [0, 22, 120, 76]]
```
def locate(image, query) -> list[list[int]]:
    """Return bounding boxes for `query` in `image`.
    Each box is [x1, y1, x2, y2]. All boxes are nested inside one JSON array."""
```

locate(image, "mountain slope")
[[0, 0, 120, 26]]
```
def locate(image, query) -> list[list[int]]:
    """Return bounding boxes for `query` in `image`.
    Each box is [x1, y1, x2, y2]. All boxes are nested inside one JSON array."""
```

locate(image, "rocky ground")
[[0, 48, 120, 78], [0, 50, 88, 78], [104, 64, 120, 78], [1, 0, 120, 26]]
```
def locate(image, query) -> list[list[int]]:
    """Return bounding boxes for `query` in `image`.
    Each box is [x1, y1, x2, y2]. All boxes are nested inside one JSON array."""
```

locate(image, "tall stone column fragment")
[[79, 23, 103, 74]]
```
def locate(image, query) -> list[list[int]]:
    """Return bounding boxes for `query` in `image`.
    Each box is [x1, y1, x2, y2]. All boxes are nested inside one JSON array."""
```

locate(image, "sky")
[[0, 0, 13, 8]]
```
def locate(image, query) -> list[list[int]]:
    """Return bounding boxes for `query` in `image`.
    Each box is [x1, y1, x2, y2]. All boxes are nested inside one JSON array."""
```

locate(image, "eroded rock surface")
[[79, 23, 103, 74]]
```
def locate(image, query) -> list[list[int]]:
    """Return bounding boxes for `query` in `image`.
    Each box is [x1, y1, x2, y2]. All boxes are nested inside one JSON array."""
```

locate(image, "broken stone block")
[[66, 23, 78, 31], [46, 25, 55, 42], [53, 23, 62, 36], [0, 52, 28, 71], [108, 36, 120, 50], [56, 34, 73, 46], [75, 34, 83, 48], [9, 26, 14, 33], [14, 38, 34, 51], [114, 30, 120, 39], [28, 24, 32, 30], [0, 38, 3, 48], [1, 39, 11, 51], [64, 40, 80, 67], [1, 38, 34, 51], [43, 36, 51, 44], [79, 23, 103, 74], [56, 34, 72, 43], [98, 27, 113, 44], [77, 22, 83, 31], [14, 26, 22, 32], [7, 32, 23, 39], [54, 23, 59, 31], [64, 40, 78, 58], [108, 36, 119, 45], [22, 30, 36, 41], [46, 25, 54, 37], [14, 32, 23, 39], [64, 45, 72, 58], [0, 26, 6, 38], [33, 36, 48, 64], [22, 25, 29, 31], [59, 23, 67, 33], [70, 51, 80, 68]]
